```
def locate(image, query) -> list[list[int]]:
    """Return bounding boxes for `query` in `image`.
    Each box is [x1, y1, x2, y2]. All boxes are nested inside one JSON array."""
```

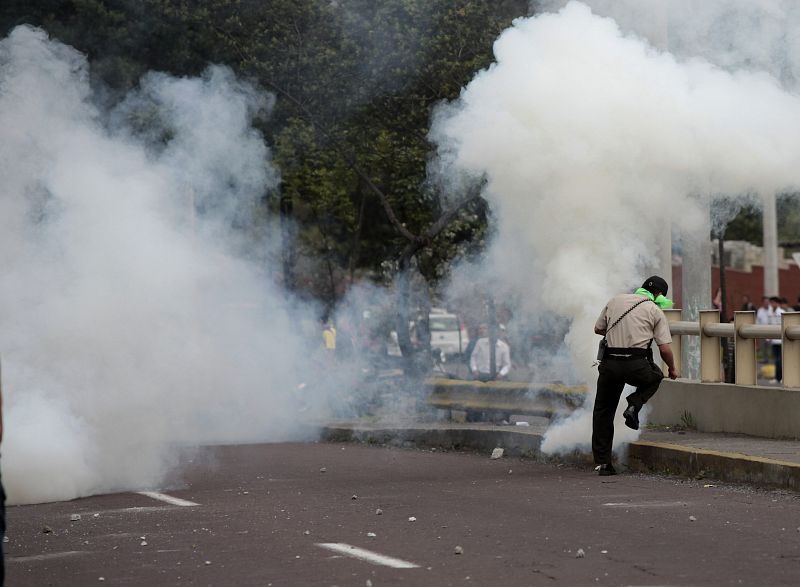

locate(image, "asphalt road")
[[6, 442, 800, 586]]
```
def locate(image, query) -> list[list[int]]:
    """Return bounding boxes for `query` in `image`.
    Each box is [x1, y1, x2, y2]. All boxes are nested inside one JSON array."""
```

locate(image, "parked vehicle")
[[428, 311, 469, 358], [387, 309, 469, 359]]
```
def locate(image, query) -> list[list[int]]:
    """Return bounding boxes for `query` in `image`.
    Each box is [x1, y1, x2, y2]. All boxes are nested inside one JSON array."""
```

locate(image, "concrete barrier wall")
[[648, 379, 800, 439]]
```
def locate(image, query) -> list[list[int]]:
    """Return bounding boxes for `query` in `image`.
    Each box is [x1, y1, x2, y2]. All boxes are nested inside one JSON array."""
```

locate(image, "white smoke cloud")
[[431, 1, 800, 455], [0, 26, 321, 504]]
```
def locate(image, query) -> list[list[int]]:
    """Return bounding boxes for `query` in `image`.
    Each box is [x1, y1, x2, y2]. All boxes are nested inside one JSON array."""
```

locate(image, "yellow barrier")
[[425, 377, 587, 419]]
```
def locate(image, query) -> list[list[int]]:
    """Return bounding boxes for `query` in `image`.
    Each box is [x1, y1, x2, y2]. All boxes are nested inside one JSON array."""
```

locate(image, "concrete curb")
[[321, 424, 800, 490], [627, 441, 800, 490]]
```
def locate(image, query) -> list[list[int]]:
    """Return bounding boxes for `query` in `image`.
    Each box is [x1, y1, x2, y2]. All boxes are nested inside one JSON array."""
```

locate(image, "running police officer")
[[592, 275, 679, 476]]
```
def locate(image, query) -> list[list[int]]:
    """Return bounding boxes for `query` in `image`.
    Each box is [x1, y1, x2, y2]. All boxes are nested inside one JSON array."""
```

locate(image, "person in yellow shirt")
[[320, 318, 336, 353]]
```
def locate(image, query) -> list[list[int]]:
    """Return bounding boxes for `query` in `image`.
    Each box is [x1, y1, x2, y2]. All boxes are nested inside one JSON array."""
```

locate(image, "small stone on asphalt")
[[303, 530, 311, 536], [408, 516, 417, 522], [320, 467, 327, 473], [367, 532, 376, 537], [454, 546, 463, 555], [375, 508, 383, 515], [576, 548, 585, 558], [490, 448, 504, 459], [70, 514, 81, 521], [141, 541, 148, 546], [689, 515, 697, 522], [42, 526, 53, 534]]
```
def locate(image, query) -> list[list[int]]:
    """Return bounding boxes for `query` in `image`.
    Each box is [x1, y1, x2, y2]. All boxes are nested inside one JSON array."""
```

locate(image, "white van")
[[428, 312, 469, 357]]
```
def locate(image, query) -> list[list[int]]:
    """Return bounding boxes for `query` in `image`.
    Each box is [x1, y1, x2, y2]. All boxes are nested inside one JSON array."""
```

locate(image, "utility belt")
[[603, 347, 651, 361]]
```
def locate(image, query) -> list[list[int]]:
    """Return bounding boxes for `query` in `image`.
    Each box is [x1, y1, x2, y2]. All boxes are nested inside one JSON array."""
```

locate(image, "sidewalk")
[[321, 420, 800, 491]]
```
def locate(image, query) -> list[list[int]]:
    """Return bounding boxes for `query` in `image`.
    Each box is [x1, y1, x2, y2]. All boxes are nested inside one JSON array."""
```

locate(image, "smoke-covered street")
[[6, 442, 800, 586]]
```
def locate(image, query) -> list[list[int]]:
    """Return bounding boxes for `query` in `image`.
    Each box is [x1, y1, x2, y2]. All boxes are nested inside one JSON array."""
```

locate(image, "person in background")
[[756, 296, 772, 363], [740, 295, 756, 312], [767, 297, 783, 383], [320, 317, 336, 357], [592, 276, 678, 476], [712, 287, 722, 311], [469, 323, 511, 381]]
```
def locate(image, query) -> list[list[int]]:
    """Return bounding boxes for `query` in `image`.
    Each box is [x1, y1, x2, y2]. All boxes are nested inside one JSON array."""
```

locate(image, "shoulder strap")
[[604, 298, 651, 337]]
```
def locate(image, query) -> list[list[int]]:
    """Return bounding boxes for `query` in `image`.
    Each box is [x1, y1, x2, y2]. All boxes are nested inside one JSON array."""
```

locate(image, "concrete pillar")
[[681, 204, 712, 379], [763, 192, 779, 296], [734, 311, 756, 386], [783, 312, 800, 389], [700, 309, 721, 383]]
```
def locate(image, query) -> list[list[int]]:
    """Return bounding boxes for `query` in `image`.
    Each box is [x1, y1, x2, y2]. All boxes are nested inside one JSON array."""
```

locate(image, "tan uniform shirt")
[[595, 293, 672, 349]]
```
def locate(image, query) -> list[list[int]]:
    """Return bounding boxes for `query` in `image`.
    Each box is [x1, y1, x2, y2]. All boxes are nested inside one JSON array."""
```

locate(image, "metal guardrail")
[[664, 309, 800, 388]]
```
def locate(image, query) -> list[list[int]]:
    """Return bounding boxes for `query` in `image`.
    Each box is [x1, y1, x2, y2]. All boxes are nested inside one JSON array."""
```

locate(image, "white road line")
[[316, 543, 419, 569], [137, 491, 200, 507], [8, 551, 90, 563], [603, 501, 688, 508]]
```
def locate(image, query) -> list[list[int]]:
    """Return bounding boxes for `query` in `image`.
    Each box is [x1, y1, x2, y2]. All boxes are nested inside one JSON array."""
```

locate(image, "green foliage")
[[0, 0, 530, 301]]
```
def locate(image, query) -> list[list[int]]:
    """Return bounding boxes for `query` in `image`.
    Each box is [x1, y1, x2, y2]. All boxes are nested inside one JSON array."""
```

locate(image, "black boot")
[[623, 404, 639, 430], [596, 463, 617, 476]]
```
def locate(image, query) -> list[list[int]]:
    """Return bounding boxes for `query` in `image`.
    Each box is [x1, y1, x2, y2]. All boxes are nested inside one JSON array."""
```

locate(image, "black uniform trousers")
[[592, 355, 664, 465]]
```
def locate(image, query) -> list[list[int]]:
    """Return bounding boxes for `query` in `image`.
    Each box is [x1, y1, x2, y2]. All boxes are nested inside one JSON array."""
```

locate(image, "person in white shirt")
[[469, 323, 511, 381], [767, 296, 783, 382], [756, 296, 773, 363]]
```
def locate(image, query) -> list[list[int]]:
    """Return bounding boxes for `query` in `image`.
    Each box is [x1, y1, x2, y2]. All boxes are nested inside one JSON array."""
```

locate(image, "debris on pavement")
[[303, 530, 311, 536], [320, 467, 327, 473], [490, 448, 504, 459], [454, 545, 464, 555], [42, 526, 53, 534], [367, 532, 376, 537], [375, 508, 383, 515], [576, 548, 585, 558], [140, 541, 148, 546], [689, 516, 697, 522], [408, 516, 417, 522], [352, 494, 358, 500], [70, 514, 81, 522]]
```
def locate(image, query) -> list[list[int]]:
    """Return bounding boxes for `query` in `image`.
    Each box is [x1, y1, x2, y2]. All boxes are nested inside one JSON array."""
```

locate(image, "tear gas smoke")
[[431, 1, 800, 454], [0, 26, 322, 504]]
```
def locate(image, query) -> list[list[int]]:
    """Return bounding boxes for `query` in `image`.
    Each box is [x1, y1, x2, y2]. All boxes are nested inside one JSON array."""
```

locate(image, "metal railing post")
[[700, 309, 722, 383], [663, 309, 682, 376], [782, 312, 800, 389], [734, 311, 756, 385]]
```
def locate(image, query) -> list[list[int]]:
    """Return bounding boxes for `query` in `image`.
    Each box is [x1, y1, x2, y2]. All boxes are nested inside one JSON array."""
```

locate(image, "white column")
[[681, 201, 712, 380], [763, 192, 779, 297]]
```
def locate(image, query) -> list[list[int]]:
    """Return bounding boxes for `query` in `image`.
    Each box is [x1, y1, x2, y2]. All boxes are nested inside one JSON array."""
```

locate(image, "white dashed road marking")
[[603, 501, 688, 508], [137, 491, 200, 507], [316, 543, 419, 569], [8, 551, 90, 563]]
